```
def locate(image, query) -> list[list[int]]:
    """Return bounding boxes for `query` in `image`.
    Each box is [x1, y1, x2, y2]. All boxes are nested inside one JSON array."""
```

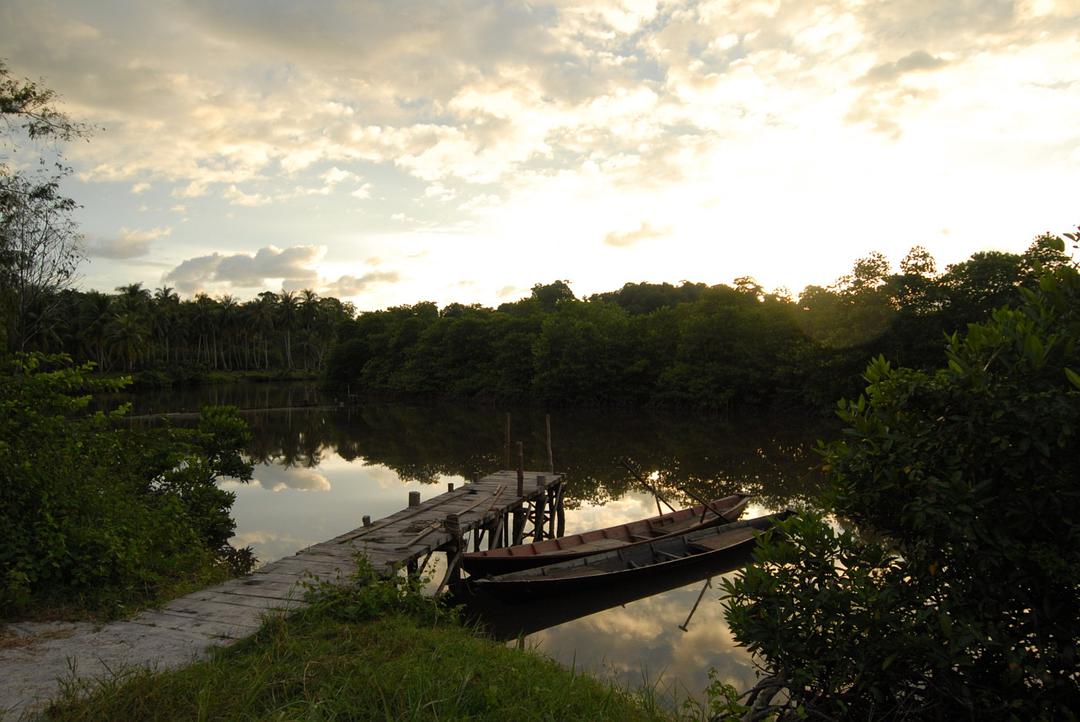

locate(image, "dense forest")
[[325, 241, 1072, 411], [11, 239, 1073, 412]]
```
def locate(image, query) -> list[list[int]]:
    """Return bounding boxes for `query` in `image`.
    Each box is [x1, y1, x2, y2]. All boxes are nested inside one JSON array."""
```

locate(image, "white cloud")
[[321, 166, 357, 186], [164, 245, 325, 294], [323, 271, 402, 297], [130, 181, 151, 194], [224, 184, 271, 207], [85, 226, 172, 259], [604, 221, 669, 248]]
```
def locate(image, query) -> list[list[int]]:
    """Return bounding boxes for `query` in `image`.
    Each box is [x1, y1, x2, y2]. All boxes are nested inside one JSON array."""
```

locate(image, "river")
[[114, 382, 831, 703]]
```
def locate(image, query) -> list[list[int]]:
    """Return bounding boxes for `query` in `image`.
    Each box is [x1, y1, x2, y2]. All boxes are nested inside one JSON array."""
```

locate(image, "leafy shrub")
[[723, 233, 1080, 720], [0, 353, 255, 616]]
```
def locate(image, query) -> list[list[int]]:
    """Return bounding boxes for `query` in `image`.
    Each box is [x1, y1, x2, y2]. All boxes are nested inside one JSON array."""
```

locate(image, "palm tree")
[[152, 285, 179, 364], [253, 292, 277, 369], [298, 289, 319, 370], [277, 289, 298, 370], [219, 294, 239, 370], [106, 311, 148, 371]]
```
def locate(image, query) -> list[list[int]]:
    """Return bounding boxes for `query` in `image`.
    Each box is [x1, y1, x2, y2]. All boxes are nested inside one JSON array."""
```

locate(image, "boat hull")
[[461, 493, 750, 577], [470, 511, 792, 602]]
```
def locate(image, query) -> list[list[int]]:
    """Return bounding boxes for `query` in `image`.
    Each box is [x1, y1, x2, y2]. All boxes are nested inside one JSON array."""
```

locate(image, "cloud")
[[224, 184, 271, 206], [349, 183, 372, 199], [85, 226, 171, 259], [130, 181, 151, 194], [860, 51, 948, 84], [604, 221, 668, 248], [320, 166, 357, 186], [323, 271, 401, 297], [164, 245, 324, 293]]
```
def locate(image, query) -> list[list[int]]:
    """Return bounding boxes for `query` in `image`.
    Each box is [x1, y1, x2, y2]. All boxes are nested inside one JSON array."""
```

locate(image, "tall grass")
[[47, 563, 690, 721]]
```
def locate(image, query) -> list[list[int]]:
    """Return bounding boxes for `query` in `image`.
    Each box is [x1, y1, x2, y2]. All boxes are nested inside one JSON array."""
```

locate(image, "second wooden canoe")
[[461, 493, 750, 577], [470, 510, 793, 601]]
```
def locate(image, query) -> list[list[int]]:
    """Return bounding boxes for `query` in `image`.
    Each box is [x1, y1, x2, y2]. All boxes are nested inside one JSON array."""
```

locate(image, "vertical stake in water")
[[504, 413, 512, 469], [546, 413, 554, 474], [535, 475, 547, 542], [513, 441, 525, 544]]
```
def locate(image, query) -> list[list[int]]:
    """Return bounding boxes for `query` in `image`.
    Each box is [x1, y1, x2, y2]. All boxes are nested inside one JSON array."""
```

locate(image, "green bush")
[[0, 354, 255, 616], [723, 233, 1080, 720]]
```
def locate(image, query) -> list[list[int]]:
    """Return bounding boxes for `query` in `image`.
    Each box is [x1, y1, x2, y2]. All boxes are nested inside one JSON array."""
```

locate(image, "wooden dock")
[[121, 470, 564, 640], [1, 470, 563, 718]]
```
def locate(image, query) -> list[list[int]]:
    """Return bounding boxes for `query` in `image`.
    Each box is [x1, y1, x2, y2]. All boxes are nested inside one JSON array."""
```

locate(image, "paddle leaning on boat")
[[460, 493, 752, 577]]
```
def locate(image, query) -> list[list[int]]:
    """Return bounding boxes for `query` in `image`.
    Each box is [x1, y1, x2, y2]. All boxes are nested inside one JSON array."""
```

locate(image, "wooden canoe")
[[469, 510, 792, 601], [461, 493, 751, 577]]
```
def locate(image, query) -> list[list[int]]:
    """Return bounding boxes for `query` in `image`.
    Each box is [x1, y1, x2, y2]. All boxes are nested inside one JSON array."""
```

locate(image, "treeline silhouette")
[[26, 236, 1069, 411], [23, 285, 354, 377], [327, 238, 1070, 410]]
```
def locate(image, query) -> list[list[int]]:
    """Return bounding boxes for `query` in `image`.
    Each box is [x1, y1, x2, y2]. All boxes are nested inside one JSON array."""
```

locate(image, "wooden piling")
[[556, 480, 566, 537], [516, 442, 525, 496], [409, 491, 421, 507], [362, 515, 371, 528], [504, 413, 511, 468], [447, 482, 454, 492], [534, 475, 547, 542], [546, 413, 554, 473]]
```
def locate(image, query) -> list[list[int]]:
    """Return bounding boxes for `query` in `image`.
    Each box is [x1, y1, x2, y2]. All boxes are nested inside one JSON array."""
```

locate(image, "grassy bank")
[[46, 570, 688, 722]]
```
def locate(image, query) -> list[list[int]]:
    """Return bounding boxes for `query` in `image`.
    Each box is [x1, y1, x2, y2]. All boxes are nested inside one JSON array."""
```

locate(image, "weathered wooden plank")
[[161, 598, 272, 627], [131, 611, 259, 639], [184, 589, 308, 611]]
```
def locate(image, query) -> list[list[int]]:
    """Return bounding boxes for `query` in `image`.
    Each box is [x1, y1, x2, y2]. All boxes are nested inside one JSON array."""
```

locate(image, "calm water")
[[116, 382, 831, 701]]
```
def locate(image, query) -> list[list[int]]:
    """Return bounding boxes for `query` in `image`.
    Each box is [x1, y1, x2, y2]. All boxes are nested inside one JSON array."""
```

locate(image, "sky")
[[2, 0, 1078, 310]]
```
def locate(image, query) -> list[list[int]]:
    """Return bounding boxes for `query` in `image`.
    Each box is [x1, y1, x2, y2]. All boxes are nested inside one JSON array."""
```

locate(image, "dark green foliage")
[[0, 354, 255, 616], [723, 231, 1080, 720]]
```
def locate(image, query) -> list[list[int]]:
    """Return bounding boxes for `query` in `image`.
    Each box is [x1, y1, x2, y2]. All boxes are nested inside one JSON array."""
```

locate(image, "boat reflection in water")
[[450, 532, 761, 641]]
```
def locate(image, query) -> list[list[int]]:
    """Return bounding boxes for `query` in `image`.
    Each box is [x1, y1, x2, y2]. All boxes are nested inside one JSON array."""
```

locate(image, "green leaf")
[[1066, 367, 1080, 390]]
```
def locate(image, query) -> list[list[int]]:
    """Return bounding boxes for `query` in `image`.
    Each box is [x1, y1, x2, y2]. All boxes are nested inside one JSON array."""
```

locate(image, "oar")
[[620, 459, 678, 513], [621, 459, 740, 523], [678, 576, 713, 632]]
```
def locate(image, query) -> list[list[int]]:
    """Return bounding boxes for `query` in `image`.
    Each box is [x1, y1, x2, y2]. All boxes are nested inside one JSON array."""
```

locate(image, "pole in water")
[[516, 441, 525, 496], [546, 413, 554, 473], [362, 515, 371, 527], [504, 413, 511, 468], [678, 577, 713, 632], [409, 491, 421, 507]]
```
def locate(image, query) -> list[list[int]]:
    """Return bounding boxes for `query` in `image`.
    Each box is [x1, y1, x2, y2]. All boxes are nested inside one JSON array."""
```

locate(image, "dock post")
[[362, 515, 371, 528], [547, 480, 557, 537], [447, 482, 454, 492], [504, 413, 511, 468], [534, 475, 547, 542], [516, 442, 525, 496], [556, 481, 566, 537], [512, 505, 524, 545], [409, 491, 421, 507], [546, 413, 554, 473], [436, 513, 464, 594]]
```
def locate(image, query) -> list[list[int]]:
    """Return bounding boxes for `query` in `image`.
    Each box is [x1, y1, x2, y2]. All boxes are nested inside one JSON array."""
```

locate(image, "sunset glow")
[[3, 0, 1077, 308]]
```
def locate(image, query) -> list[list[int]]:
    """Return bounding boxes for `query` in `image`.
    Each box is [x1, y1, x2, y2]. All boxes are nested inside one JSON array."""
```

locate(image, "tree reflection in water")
[[119, 385, 835, 704]]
